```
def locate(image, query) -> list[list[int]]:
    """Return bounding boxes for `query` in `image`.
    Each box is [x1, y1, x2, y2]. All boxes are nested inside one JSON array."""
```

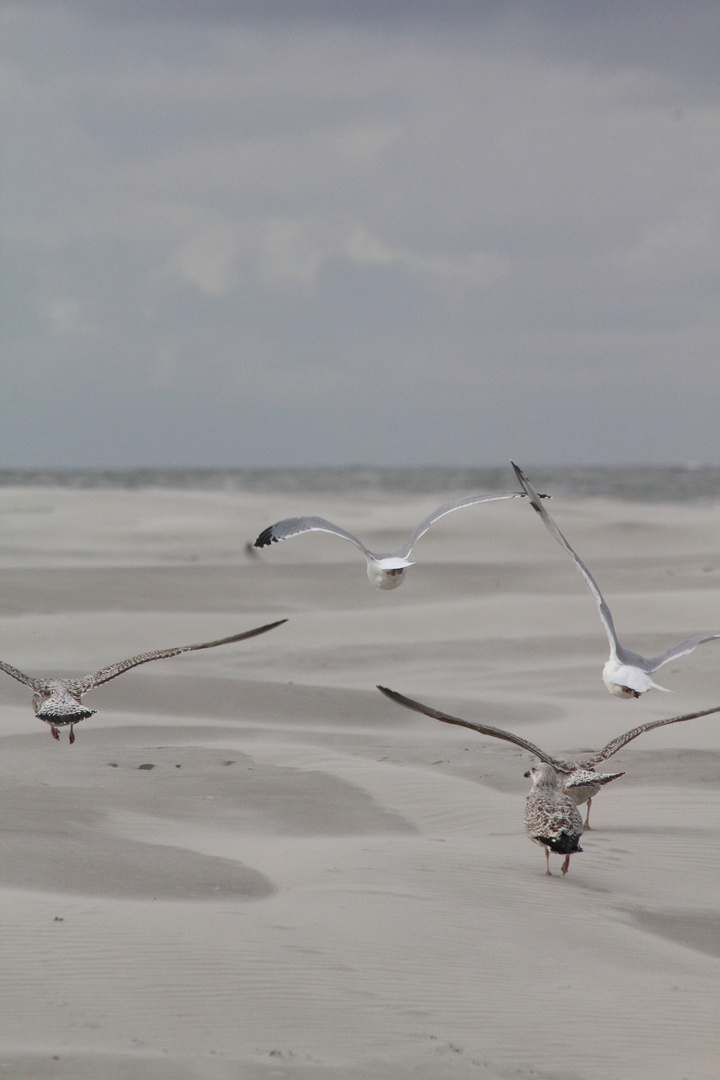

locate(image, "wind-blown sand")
[[0, 485, 718, 1080]]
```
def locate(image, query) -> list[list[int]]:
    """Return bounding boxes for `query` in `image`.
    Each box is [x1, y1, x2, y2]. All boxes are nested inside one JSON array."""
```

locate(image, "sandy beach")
[[0, 483, 718, 1080]]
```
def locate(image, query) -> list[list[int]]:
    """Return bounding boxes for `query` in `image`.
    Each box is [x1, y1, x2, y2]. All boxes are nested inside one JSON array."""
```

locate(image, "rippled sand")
[[0, 486, 718, 1079]]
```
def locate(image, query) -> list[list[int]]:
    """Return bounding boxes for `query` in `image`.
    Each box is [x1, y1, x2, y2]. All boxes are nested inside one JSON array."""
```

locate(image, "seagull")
[[524, 762, 584, 876], [0, 620, 287, 743], [253, 490, 546, 589], [511, 461, 720, 697], [377, 686, 720, 828]]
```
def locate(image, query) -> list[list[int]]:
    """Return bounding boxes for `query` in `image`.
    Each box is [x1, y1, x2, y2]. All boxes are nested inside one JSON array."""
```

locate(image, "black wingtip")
[[537, 833, 583, 855], [377, 685, 412, 709], [254, 526, 278, 548], [511, 460, 531, 489], [254, 618, 289, 634], [510, 460, 549, 509], [37, 708, 96, 723]]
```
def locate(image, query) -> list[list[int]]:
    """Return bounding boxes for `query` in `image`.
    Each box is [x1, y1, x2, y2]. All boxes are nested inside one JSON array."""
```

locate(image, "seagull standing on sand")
[[524, 762, 584, 876], [511, 461, 720, 697], [254, 490, 544, 589], [377, 686, 720, 828], [0, 620, 287, 743]]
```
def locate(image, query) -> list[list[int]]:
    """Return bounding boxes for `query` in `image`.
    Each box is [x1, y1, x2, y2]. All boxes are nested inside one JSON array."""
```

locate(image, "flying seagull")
[[0, 620, 287, 743], [511, 461, 720, 697], [524, 762, 584, 876], [253, 490, 545, 589], [377, 686, 720, 828]]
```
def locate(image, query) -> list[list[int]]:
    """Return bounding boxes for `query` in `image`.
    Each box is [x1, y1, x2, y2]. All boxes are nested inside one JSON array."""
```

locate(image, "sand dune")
[[0, 486, 718, 1079]]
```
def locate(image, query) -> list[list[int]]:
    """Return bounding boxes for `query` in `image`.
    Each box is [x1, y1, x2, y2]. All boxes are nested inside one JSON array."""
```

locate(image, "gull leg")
[[561, 854, 571, 876], [584, 797, 592, 830], [545, 848, 552, 876], [51, 726, 60, 741], [69, 724, 75, 745]]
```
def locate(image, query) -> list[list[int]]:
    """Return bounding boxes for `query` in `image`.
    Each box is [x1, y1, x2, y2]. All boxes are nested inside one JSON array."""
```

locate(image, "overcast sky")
[[1, 1, 718, 468]]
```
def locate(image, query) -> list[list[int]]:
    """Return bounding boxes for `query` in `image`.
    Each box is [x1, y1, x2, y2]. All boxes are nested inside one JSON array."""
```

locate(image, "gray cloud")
[[1, 1, 718, 467], [23, 1, 720, 79]]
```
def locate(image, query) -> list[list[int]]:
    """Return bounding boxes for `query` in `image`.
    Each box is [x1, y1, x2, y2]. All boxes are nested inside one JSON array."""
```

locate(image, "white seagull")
[[0, 620, 287, 743], [511, 461, 720, 697], [254, 490, 544, 589], [524, 763, 584, 876], [378, 686, 720, 828]]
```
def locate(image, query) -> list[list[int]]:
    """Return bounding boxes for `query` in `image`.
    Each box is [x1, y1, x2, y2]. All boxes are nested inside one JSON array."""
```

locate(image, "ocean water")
[[0, 465, 718, 503]]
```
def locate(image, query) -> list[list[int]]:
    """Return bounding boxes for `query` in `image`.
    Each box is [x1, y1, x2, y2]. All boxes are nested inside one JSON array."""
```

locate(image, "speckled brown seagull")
[[0, 620, 287, 744], [511, 460, 720, 697], [524, 762, 584, 876], [253, 489, 547, 590], [377, 686, 720, 829]]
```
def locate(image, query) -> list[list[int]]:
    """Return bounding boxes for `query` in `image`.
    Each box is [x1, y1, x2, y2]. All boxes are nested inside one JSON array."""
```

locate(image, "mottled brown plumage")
[[377, 685, 720, 828], [0, 620, 287, 743], [524, 763, 584, 876]]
